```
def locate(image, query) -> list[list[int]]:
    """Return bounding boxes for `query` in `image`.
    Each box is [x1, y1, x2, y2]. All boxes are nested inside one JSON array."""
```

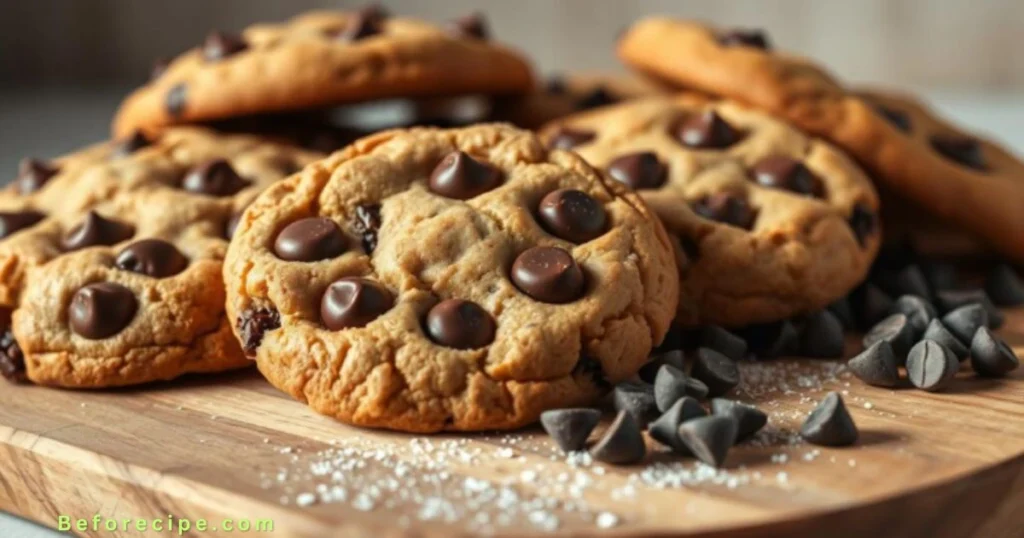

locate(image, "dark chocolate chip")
[[922, 261, 959, 292], [425, 299, 495, 349], [273, 217, 347, 262], [847, 203, 877, 246], [545, 75, 567, 95], [0, 314, 25, 383], [336, 9, 383, 41], [537, 189, 607, 243], [847, 341, 901, 388], [614, 380, 658, 423], [890, 265, 933, 303], [862, 313, 914, 358], [62, 211, 135, 251], [750, 156, 823, 197], [922, 319, 969, 362], [798, 310, 845, 358], [691, 193, 757, 229], [115, 239, 188, 278], [590, 410, 646, 465], [690, 347, 740, 398], [710, 399, 767, 443], [150, 58, 170, 81], [572, 355, 609, 388], [828, 298, 856, 331], [874, 105, 912, 132], [699, 326, 748, 362], [607, 152, 667, 190], [182, 159, 250, 196], [677, 415, 738, 468], [906, 340, 959, 392], [428, 151, 502, 200], [16, 158, 59, 194], [238, 307, 280, 357], [68, 282, 138, 339], [511, 246, 585, 304], [890, 294, 936, 338], [352, 204, 382, 254], [0, 211, 45, 240], [654, 322, 686, 353], [654, 364, 708, 411], [202, 32, 248, 62], [851, 283, 894, 330], [675, 110, 741, 149], [648, 397, 706, 452], [719, 29, 771, 50], [547, 128, 596, 150], [985, 264, 1024, 307], [540, 408, 601, 453], [320, 278, 393, 330], [575, 86, 617, 111], [935, 289, 1003, 328], [800, 392, 858, 447], [112, 130, 153, 158], [448, 13, 488, 39], [970, 327, 1019, 378], [941, 303, 989, 345], [931, 135, 985, 171], [737, 321, 797, 358], [638, 349, 685, 384], [167, 83, 188, 118]]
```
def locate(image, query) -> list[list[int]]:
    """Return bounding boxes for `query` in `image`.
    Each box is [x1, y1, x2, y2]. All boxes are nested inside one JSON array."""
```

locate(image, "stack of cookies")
[[1, 7, 1020, 436]]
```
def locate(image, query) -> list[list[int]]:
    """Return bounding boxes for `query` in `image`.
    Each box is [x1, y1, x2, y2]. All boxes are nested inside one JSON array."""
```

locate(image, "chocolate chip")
[[547, 128, 595, 151], [884, 265, 933, 303], [428, 151, 502, 200], [353, 204, 382, 253], [648, 397, 706, 452], [828, 298, 856, 331], [875, 105, 912, 133], [540, 408, 601, 453], [337, 9, 384, 41], [710, 399, 767, 443], [677, 415, 738, 468], [545, 75, 567, 94], [798, 310, 845, 358], [167, 83, 188, 118], [575, 87, 617, 111], [273, 217, 347, 262], [800, 392, 858, 447], [0, 314, 26, 383], [590, 410, 646, 465], [115, 239, 188, 278], [750, 156, 823, 197], [572, 355, 609, 388], [425, 299, 495, 349], [202, 32, 248, 62], [848, 341, 901, 387], [862, 313, 914, 360], [62, 211, 135, 251], [614, 380, 658, 422], [738, 321, 798, 358], [510, 247, 585, 304], [906, 340, 959, 392], [537, 189, 606, 243], [112, 130, 153, 158], [68, 282, 137, 339], [182, 159, 250, 197], [931, 135, 985, 170], [16, 158, 59, 195], [922, 261, 959, 292], [935, 289, 1004, 329], [941, 303, 989, 345], [638, 349, 685, 383], [448, 13, 488, 39], [320, 278, 393, 331], [607, 152, 667, 191], [238, 307, 280, 356], [691, 347, 740, 398], [985, 264, 1024, 307], [654, 364, 708, 409], [675, 110, 741, 149], [922, 319, 969, 362], [356, 3, 390, 21], [970, 327, 1020, 378], [0, 211, 45, 240], [719, 29, 771, 50], [691, 193, 757, 229], [890, 294, 936, 338], [150, 58, 170, 81], [851, 283, 894, 330], [847, 203, 877, 246], [699, 326, 748, 362], [225, 211, 243, 240]]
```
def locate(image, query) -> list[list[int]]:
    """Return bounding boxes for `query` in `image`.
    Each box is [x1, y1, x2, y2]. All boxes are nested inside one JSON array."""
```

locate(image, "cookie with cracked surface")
[[113, 8, 534, 137], [618, 18, 1024, 264], [224, 123, 678, 432], [0, 128, 322, 387], [541, 95, 881, 326]]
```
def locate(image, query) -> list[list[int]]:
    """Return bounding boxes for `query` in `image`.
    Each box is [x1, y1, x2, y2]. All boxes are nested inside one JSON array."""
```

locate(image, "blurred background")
[[1, 0, 1023, 172]]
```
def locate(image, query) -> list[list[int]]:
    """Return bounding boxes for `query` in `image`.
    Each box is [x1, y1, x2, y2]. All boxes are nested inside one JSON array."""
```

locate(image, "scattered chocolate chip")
[[182, 159, 250, 196], [719, 28, 771, 50], [540, 408, 601, 453], [166, 83, 188, 118], [828, 298, 856, 331], [931, 135, 985, 171], [510, 247, 585, 304], [675, 110, 741, 149], [428, 151, 502, 200], [202, 32, 248, 62], [337, 9, 383, 41], [848, 341, 901, 387], [851, 283, 894, 330], [691, 193, 757, 229], [575, 87, 617, 111], [350, 204, 382, 253], [890, 294, 936, 339], [970, 327, 1019, 378], [798, 310, 845, 358], [150, 57, 170, 81], [648, 397, 706, 452], [16, 158, 59, 194], [547, 128, 596, 150], [320, 278, 393, 330], [654, 364, 707, 411], [710, 399, 767, 443], [738, 321, 798, 358], [62, 211, 135, 251], [537, 189, 607, 243], [572, 355, 609, 388], [874, 105, 912, 132], [922, 261, 959, 292], [638, 349, 685, 383], [906, 340, 959, 392], [448, 12, 488, 39], [690, 347, 740, 397], [614, 380, 658, 422], [0, 315, 25, 382], [800, 392, 858, 447], [887, 265, 933, 303], [425, 299, 495, 349], [273, 217, 347, 262], [699, 326, 748, 362], [238, 307, 280, 356], [115, 239, 188, 278], [941, 303, 989, 345], [862, 313, 914, 358], [68, 282, 138, 339], [590, 410, 646, 464], [922, 319, 969, 362], [935, 289, 1004, 328], [847, 203, 877, 246], [0, 211, 45, 240], [111, 130, 153, 158], [750, 156, 823, 197], [607, 152, 668, 191], [677, 415, 738, 468], [985, 264, 1024, 307]]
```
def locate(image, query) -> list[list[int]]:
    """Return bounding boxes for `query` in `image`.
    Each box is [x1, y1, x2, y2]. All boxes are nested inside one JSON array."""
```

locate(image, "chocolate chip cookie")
[[541, 95, 881, 326], [618, 17, 1024, 263], [224, 124, 678, 432], [113, 8, 534, 137], [0, 128, 321, 387]]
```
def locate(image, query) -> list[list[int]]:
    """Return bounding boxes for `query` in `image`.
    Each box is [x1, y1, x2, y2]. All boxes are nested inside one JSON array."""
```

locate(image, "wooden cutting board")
[[0, 311, 1022, 538]]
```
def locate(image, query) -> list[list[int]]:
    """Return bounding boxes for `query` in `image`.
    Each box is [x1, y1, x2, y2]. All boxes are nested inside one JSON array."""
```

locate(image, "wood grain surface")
[[0, 311, 1021, 538]]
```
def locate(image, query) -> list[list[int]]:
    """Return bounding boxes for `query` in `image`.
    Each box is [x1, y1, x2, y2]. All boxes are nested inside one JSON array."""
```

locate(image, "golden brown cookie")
[[618, 17, 1024, 263], [541, 95, 881, 326], [113, 8, 534, 137], [224, 124, 678, 432], [0, 128, 322, 387]]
